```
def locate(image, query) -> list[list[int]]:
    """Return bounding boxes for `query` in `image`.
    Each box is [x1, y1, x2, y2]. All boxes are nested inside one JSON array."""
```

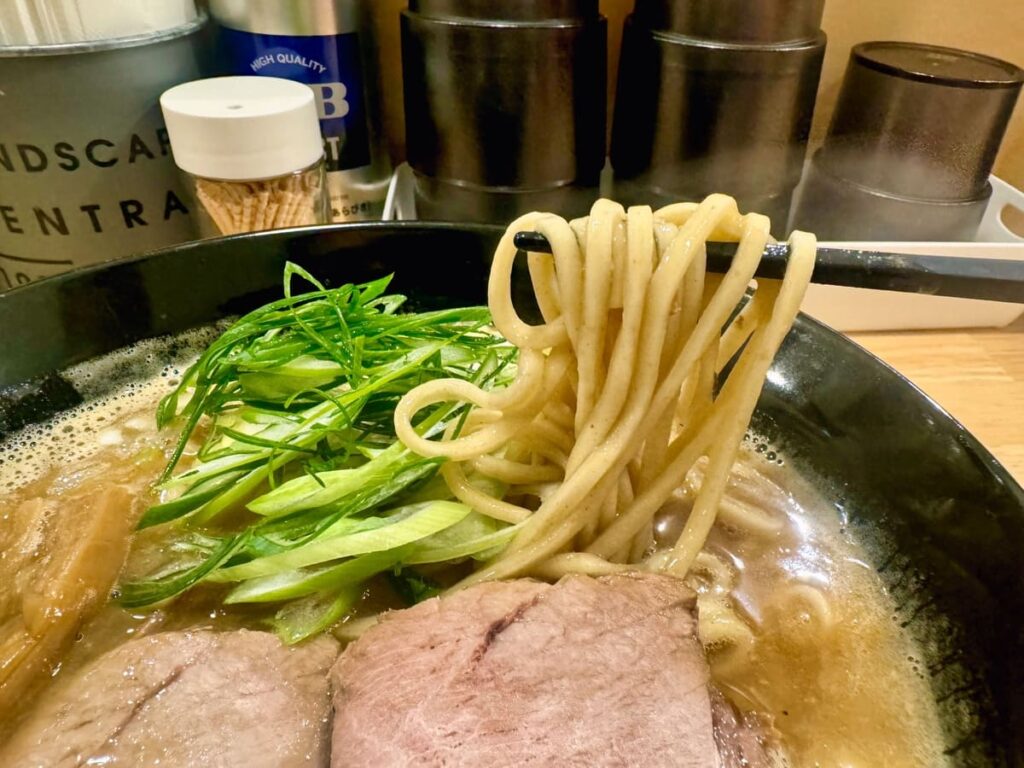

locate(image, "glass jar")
[[161, 76, 330, 238], [187, 159, 329, 238]]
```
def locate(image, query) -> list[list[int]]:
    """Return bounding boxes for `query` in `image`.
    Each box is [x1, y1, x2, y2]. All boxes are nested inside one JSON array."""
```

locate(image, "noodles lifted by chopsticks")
[[394, 194, 816, 585]]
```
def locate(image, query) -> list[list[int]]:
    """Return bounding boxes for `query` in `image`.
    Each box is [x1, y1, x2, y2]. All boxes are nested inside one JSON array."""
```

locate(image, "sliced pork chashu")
[[331, 573, 774, 767], [0, 629, 339, 767]]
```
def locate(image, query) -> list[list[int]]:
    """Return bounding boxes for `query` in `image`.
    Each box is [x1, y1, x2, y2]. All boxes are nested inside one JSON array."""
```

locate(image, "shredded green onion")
[[120, 265, 518, 642]]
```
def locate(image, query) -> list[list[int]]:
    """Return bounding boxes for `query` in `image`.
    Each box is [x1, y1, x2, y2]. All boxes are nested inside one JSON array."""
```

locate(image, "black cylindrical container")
[[792, 151, 992, 241], [610, 0, 826, 229], [401, 0, 606, 222], [634, 0, 824, 44], [791, 42, 1022, 241], [820, 42, 1023, 200]]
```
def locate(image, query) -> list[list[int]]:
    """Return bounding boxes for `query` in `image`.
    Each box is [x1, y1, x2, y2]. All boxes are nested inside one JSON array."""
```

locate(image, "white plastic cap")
[[160, 76, 324, 180]]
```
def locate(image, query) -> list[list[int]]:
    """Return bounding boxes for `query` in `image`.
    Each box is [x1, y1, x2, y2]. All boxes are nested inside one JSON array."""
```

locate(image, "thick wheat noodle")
[[495, 428, 568, 469], [717, 295, 772, 371], [656, 245, 813, 575], [637, 248, 703, 491], [527, 415, 574, 455], [486, 213, 569, 349], [588, 415, 718, 557], [435, 415, 550, 524], [574, 203, 617, 432], [484, 205, 767, 566], [440, 461, 532, 525], [508, 437, 567, 469], [530, 552, 632, 580], [685, 549, 747, 653], [589, 313, 782, 560], [589, 256, 812, 564], [672, 551, 757, 675], [563, 203, 649, 475], [541, 402, 575, 432], [393, 195, 815, 589], [468, 455, 563, 485], [697, 594, 757, 675], [716, 497, 786, 536], [525, 249, 565, 329], [492, 212, 801, 579], [629, 522, 653, 562], [770, 583, 836, 634], [394, 347, 570, 462], [690, 551, 737, 594]]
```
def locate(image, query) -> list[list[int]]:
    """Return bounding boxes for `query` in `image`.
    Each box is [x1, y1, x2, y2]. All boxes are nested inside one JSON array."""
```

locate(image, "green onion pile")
[[120, 264, 519, 643]]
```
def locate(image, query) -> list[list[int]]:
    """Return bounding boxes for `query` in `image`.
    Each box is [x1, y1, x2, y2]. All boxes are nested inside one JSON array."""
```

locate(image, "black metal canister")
[[610, 0, 826, 229], [401, 0, 606, 222], [817, 42, 1022, 201], [790, 42, 1022, 241]]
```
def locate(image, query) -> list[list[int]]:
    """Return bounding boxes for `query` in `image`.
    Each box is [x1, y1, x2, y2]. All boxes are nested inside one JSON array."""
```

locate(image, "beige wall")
[[370, 0, 1024, 188]]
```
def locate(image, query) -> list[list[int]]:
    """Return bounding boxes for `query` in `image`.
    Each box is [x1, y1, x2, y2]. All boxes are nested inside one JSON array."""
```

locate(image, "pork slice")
[[0, 629, 339, 768], [331, 573, 722, 768]]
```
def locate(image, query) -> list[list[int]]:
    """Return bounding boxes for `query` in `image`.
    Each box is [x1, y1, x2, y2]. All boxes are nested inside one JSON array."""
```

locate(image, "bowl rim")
[[1, 219, 1021, 505]]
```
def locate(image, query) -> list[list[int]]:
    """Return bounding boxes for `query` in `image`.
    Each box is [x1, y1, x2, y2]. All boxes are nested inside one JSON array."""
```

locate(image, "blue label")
[[219, 27, 371, 172]]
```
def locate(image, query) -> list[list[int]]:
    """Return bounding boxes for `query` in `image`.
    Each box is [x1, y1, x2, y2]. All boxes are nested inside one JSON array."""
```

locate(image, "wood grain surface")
[[850, 317, 1024, 484]]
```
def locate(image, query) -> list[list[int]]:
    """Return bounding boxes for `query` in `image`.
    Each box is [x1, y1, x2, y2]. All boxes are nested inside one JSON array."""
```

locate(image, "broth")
[[686, 446, 950, 766], [0, 339, 951, 765]]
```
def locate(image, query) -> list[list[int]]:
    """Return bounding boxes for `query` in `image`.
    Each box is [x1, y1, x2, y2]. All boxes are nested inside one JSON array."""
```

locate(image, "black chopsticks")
[[512, 232, 1024, 305]]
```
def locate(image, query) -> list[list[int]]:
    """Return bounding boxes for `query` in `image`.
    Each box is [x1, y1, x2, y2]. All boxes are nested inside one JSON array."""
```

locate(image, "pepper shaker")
[[209, 0, 392, 223]]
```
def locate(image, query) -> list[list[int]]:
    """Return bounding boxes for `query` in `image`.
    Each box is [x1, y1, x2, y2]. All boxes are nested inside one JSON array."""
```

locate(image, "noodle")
[[393, 195, 816, 587], [766, 583, 836, 637], [695, 595, 756, 675], [683, 551, 756, 672]]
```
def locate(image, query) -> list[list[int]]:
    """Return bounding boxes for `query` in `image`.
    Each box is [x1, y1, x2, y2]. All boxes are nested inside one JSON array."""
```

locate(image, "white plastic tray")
[[801, 241, 1024, 332], [802, 176, 1024, 331], [384, 166, 1024, 331]]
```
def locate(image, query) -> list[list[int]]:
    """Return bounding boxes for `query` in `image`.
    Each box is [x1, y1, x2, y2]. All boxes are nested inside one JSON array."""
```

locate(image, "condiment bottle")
[[209, 0, 392, 223], [160, 76, 329, 238]]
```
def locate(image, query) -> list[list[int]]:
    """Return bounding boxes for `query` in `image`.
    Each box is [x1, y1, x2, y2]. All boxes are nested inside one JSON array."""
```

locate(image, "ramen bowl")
[[1, 223, 1021, 765]]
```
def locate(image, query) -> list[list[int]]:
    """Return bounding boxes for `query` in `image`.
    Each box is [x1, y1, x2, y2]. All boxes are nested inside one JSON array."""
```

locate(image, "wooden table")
[[850, 317, 1024, 485]]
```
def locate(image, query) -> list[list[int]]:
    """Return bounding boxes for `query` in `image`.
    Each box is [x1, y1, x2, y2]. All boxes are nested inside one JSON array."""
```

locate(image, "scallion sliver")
[[208, 500, 471, 581], [122, 267, 521, 641]]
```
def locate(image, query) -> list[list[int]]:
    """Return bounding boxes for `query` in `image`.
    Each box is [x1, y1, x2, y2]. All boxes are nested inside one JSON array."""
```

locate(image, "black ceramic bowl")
[[1, 223, 1022, 765]]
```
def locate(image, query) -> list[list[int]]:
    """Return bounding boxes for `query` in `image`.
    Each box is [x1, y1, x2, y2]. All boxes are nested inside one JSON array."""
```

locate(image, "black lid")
[[854, 41, 1023, 88], [407, 0, 598, 22], [631, 0, 824, 44]]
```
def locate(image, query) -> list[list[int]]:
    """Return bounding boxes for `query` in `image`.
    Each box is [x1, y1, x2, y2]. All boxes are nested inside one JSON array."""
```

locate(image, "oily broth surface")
[[0, 329, 223, 494], [679, 443, 951, 767], [0, 334, 952, 764], [0, 332, 225, 738]]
